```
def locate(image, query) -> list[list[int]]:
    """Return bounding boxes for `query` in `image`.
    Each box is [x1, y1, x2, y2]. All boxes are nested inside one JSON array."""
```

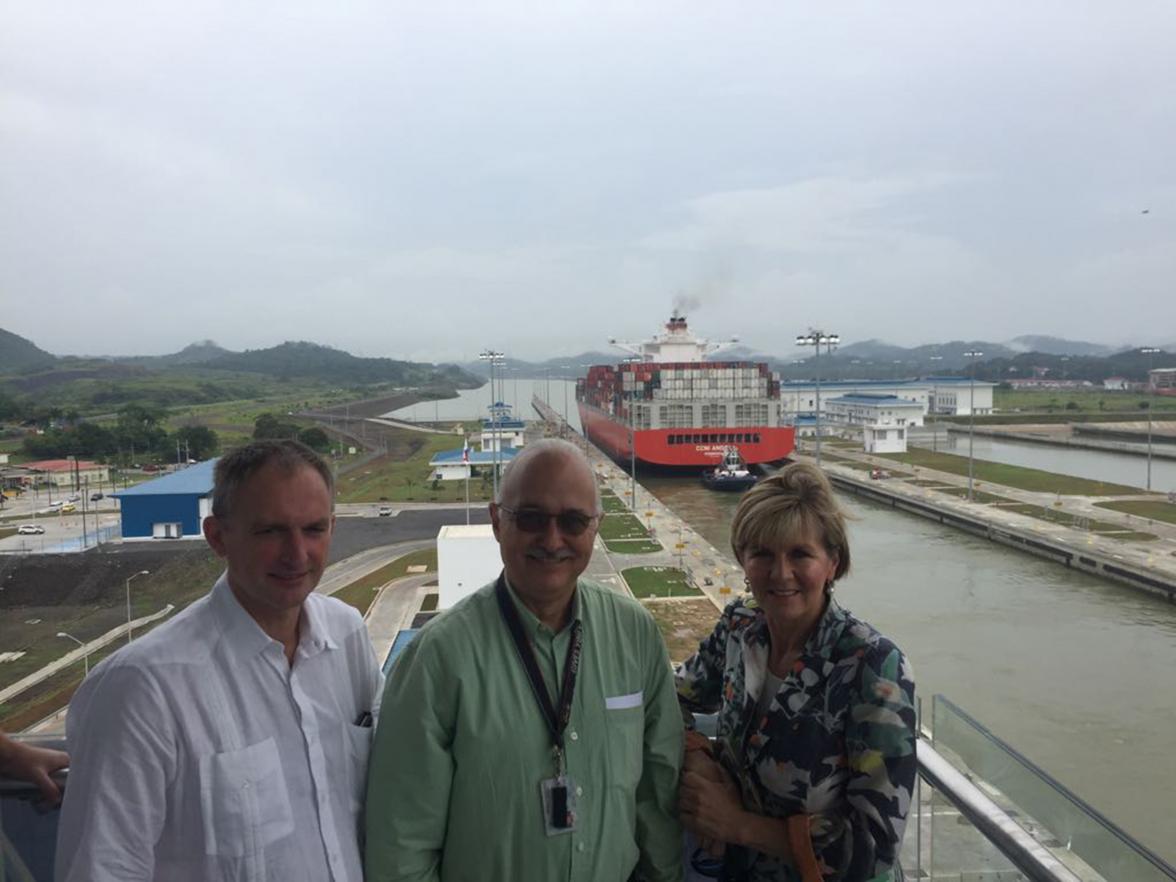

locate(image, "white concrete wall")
[[437, 525, 502, 609]]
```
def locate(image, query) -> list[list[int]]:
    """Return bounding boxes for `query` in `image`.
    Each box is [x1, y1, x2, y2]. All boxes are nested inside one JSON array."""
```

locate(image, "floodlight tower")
[[964, 350, 984, 501], [795, 330, 840, 465]]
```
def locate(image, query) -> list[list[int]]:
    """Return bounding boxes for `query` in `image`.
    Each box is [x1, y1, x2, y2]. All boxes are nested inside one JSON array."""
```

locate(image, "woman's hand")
[[678, 752, 746, 849]]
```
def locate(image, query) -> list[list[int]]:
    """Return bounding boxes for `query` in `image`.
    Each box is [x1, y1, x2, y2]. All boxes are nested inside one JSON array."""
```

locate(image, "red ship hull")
[[578, 402, 794, 468]]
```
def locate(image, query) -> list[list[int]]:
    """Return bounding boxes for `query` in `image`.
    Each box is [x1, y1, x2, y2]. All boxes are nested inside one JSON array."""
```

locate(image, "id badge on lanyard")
[[495, 576, 583, 837]]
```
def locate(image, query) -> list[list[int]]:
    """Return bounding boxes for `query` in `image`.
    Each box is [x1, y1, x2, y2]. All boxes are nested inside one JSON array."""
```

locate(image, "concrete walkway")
[[808, 442, 1176, 583], [365, 573, 436, 665]]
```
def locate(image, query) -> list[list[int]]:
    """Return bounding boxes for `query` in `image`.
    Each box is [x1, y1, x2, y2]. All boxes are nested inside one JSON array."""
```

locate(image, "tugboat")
[[701, 447, 758, 492]]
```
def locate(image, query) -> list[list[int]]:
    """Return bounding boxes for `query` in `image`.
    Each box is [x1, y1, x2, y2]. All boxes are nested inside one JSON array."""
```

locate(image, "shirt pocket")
[[198, 736, 295, 857], [604, 701, 645, 789], [344, 722, 373, 809]]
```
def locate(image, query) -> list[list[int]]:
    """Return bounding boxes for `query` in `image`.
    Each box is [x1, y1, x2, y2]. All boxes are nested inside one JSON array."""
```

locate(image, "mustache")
[[526, 549, 576, 562]]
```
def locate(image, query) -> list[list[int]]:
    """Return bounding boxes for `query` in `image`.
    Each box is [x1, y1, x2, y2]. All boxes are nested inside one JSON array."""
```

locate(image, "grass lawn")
[[0, 527, 15, 541], [622, 566, 702, 598], [335, 431, 492, 503], [994, 389, 1176, 415], [878, 448, 1145, 496], [599, 512, 652, 541], [605, 539, 663, 554], [600, 490, 630, 515], [0, 549, 224, 730], [332, 548, 438, 616], [1094, 499, 1176, 525], [643, 598, 720, 663]]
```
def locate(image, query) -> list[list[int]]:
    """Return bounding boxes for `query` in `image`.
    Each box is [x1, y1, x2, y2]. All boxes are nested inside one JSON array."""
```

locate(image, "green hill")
[[0, 327, 57, 373], [205, 341, 482, 386]]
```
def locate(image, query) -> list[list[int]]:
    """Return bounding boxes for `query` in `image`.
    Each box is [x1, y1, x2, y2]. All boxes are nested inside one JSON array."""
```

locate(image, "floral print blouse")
[[676, 596, 917, 882]]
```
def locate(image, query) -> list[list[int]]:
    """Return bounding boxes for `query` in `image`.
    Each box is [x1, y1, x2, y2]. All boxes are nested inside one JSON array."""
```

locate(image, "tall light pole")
[[1142, 347, 1160, 491], [796, 330, 840, 465], [126, 569, 150, 643], [479, 350, 505, 500], [928, 354, 943, 452], [57, 631, 89, 676], [622, 356, 642, 507], [964, 350, 984, 501]]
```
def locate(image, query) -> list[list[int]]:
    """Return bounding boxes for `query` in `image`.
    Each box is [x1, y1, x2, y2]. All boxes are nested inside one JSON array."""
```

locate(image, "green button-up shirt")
[[365, 576, 683, 882]]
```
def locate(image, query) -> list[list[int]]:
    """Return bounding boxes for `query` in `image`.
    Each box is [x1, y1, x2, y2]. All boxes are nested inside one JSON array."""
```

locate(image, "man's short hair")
[[211, 439, 335, 521], [496, 438, 602, 514]]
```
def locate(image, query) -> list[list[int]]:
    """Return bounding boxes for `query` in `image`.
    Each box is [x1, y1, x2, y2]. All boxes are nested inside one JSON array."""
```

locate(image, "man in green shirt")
[[365, 439, 683, 882]]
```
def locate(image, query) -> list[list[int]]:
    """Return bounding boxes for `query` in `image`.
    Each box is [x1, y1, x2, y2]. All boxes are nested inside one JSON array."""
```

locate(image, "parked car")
[[48, 500, 64, 509], [61, 503, 76, 513], [90, 492, 104, 502], [68, 494, 81, 502], [378, 506, 394, 517], [17, 524, 45, 535]]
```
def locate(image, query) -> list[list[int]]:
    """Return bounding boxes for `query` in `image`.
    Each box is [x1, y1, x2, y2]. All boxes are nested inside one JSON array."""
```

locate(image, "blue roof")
[[431, 447, 520, 465], [827, 394, 922, 406], [780, 378, 992, 388], [481, 419, 525, 429], [113, 459, 217, 497]]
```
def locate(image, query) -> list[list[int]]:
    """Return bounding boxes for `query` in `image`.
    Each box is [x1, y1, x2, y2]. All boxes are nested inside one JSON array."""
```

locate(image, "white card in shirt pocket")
[[604, 691, 644, 711]]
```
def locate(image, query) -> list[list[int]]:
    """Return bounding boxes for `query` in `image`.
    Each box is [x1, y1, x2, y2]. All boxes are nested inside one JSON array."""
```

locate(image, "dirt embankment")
[[0, 546, 202, 610]]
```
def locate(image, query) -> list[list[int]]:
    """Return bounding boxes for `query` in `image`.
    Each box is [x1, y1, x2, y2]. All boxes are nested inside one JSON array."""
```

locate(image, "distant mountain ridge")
[[0, 330, 482, 402], [0, 328, 57, 373], [205, 341, 480, 386]]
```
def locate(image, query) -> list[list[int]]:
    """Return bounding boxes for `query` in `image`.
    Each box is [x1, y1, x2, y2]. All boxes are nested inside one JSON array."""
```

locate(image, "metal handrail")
[[918, 739, 1083, 882]]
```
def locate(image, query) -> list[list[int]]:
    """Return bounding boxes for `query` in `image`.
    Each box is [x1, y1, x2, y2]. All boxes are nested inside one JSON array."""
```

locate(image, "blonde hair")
[[730, 463, 850, 582]]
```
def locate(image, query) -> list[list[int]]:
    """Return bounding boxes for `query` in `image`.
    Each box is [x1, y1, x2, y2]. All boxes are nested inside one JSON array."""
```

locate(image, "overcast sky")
[[3, 2, 1174, 362]]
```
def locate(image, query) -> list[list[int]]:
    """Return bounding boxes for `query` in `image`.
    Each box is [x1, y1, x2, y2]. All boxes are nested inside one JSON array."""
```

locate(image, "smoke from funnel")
[[673, 294, 702, 315]]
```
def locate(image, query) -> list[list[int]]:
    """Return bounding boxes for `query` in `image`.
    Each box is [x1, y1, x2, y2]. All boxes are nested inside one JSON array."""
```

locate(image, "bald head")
[[496, 439, 601, 515]]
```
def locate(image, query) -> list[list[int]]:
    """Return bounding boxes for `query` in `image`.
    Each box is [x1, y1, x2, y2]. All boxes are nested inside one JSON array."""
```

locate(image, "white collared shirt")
[[56, 574, 383, 882]]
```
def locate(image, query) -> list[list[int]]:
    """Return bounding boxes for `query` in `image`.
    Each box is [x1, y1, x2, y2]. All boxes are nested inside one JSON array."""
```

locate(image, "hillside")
[[205, 341, 481, 386], [0, 327, 56, 373]]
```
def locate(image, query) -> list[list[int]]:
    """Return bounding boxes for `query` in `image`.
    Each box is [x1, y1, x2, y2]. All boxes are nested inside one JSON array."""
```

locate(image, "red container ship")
[[576, 313, 795, 469]]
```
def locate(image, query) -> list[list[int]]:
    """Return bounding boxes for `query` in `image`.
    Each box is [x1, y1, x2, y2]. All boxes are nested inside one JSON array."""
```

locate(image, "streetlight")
[[928, 355, 943, 452], [964, 350, 984, 501], [1142, 347, 1160, 491], [622, 356, 643, 507], [126, 569, 150, 643], [796, 329, 840, 465], [57, 631, 90, 676], [479, 350, 505, 500]]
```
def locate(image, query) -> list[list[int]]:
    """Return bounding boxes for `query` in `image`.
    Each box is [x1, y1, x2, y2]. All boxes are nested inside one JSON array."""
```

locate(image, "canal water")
[[915, 428, 1176, 493], [644, 474, 1176, 864]]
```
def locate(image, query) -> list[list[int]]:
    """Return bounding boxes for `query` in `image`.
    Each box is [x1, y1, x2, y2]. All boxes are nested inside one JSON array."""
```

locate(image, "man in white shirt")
[[56, 440, 383, 882]]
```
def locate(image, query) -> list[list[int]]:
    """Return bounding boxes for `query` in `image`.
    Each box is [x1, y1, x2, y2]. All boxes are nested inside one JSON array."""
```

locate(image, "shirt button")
[[575, 786, 583, 797], [569, 731, 579, 741], [577, 842, 585, 853]]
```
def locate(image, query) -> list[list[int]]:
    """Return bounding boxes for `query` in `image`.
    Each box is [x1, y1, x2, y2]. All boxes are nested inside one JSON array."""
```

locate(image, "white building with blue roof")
[[112, 459, 217, 540], [825, 394, 924, 453], [780, 378, 994, 420]]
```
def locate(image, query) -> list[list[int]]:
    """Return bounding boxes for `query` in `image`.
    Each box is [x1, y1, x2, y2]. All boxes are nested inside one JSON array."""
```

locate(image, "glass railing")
[[928, 694, 1176, 881]]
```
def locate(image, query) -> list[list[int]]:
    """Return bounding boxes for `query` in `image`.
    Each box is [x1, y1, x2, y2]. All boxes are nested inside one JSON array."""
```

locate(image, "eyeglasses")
[[498, 506, 601, 536]]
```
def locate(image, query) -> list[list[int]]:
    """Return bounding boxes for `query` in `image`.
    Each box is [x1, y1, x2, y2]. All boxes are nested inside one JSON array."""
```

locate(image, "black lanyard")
[[495, 574, 583, 765]]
